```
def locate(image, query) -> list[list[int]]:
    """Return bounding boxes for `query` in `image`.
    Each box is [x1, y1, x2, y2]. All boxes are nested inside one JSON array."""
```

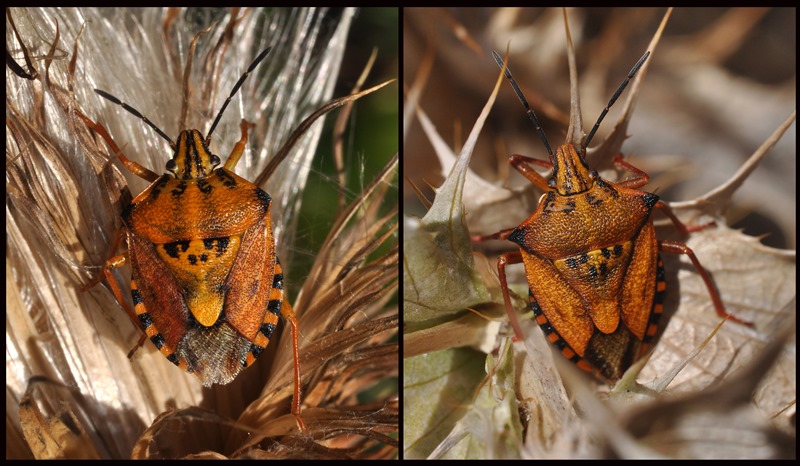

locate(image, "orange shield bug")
[[486, 50, 752, 381], [77, 46, 305, 424]]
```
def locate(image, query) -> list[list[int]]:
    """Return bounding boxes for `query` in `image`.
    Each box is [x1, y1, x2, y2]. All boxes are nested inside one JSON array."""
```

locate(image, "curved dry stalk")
[[255, 79, 396, 185]]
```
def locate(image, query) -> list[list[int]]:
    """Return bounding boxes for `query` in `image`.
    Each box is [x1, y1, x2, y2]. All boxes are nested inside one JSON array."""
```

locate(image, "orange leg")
[[472, 227, 516, 243], [481, 151, 543, 337], [508, 153, 552, 191], [654, 198, 750, 326], [82, 228, 124, 292], [222, 119, 255, 171], [101, 254, 132, 321], [81, 220, 148, 357], [498, 251, 525, 340], [612, 154, 650, 189], [75, 110, 159, 182], [100, 252, 150, 356], [472, 154, 550, 242], [279, 298, 307, 433], [655, 201, 715, 234], [659, 240, 753, 327], [608, 157, 748, 326], [615, 158, 716, 232]]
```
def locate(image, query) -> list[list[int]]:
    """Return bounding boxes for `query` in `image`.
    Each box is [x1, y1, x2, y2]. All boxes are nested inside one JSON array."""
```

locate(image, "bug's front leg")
[[471, 227, 515, 243], [615, 159, 716, 233], [74, 110, 159, 182], [498, 251, 526, 340], [222, 119, 256, 171], [612, 154, 650, 189], [508, 153, 553, 191]]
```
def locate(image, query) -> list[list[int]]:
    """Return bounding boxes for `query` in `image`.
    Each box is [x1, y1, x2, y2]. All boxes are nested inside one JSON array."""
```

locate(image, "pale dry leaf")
[[427, 338, 523, 459], [516, 329, 588, 456], [402, 348, 487, 459], [621, 318, 795, 459], [402, 56, 506, 323], [639, 224, 795, 399]]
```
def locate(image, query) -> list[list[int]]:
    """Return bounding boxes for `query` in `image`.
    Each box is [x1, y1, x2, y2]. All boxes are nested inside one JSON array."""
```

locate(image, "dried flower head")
[[7, 7, 398, 459]]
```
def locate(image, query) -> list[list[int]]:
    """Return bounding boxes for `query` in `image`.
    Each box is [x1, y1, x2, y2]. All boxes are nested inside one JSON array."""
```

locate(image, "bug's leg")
[[612, 154, 650, 189], [279, 298, 307, 434], [74, 110, 159, 182], [655, 201, 715, 233], [473, 154, 549, 242], [223, 119, 255, 171], [498, 251, 525, 340], [266, 256, 307, 433], [618, 162, 714, 233], [82, 228, 124, 292], [101, 253, 150, 356], [508, 154, 552, 191], [81, 230, 148, 357], [81, 230, 136, 330], [472, 227, 516, 243], [659, 240, 754, 327]]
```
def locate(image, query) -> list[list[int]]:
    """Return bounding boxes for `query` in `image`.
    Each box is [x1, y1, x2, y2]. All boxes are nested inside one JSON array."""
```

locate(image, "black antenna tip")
[[491, 51, 510, 77], [491, 50, 502, 65], [491, 49, 555, 159], [94, 88, 120, 104], [582, 50, 650, 152], [206, 45, 273, 139], [254, 46, 272, 63], [629, 51, 650, 77]]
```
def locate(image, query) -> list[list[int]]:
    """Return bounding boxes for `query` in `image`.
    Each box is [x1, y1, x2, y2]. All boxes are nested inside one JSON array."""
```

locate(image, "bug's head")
[[550, 144, 595, 195], [166, 129, 221, 179], [92, 46, 272, 181], [492, 50, 650, 197]]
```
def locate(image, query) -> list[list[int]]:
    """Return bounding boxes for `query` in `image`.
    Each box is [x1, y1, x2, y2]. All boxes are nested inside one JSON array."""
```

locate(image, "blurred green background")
[[290, 7, 398, 290]]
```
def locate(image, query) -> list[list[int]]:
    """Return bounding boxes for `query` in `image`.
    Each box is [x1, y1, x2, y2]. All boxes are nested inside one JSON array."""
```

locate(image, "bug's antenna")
[[492, 50, 554, 160], [583, 51, 650, 153], [206, 46, 272, 140], [94, 89, 175, 147]]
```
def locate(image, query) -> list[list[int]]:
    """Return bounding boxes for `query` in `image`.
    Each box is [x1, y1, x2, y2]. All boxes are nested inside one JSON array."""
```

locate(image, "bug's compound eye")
[[210, 154, 221, 168], [548, 178, 556, 188], [165, 159, 177, 173], [589, 169, 598, 179]]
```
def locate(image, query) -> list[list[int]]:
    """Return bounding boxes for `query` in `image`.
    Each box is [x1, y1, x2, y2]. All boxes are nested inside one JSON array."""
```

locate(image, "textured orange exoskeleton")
[[78, 46, 304, 427], [486, 51, 751, 380]]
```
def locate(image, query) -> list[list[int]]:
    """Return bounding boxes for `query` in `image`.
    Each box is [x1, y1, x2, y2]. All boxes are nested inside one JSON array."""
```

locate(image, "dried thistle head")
[[7, 7, 398, 459], [403, 7, 794, 459], [404, 7, 795, 244]]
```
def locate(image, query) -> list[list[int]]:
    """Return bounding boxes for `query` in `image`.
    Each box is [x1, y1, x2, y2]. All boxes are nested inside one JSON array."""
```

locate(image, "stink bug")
[[78, 46, 304, 422], [485, 50, 752, 381]]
